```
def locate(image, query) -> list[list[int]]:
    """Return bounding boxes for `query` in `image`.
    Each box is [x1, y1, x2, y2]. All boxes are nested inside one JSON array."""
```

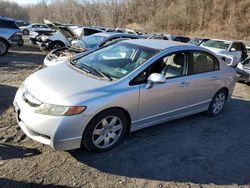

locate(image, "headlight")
[[41, 36, 49, 41], [35, 103, 86, 116], [237, 63, 243, 69]]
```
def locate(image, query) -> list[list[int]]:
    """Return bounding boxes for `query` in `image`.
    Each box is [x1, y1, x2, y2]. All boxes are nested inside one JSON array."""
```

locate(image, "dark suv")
[[0, 16, 23, 55]]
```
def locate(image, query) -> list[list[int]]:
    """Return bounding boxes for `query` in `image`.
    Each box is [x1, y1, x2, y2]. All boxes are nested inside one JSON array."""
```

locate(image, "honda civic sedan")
[[13, 39, 236, 152]]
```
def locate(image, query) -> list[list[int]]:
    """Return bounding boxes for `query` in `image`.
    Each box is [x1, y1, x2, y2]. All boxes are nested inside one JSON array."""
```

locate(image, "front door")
[[136, 52, 193, 128]]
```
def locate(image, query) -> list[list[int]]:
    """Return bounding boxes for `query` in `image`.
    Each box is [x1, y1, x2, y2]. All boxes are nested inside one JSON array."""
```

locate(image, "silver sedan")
[[13, 39, 236, 152]]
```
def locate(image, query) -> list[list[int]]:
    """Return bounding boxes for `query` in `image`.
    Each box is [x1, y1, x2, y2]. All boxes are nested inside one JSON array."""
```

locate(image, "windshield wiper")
[[70, 60, 90, 74], [81, 63, 112, 81], [70, 60, 112, 81]]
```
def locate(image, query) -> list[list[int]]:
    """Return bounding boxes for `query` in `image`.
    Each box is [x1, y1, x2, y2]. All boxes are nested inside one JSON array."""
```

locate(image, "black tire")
[[30, 39, 36, 45], [23, 29, 29, 35], [82, 109, 128, 152], [0, 39, 9, 56], [206, 89, 227, 117], [50, 41, 64, 50]]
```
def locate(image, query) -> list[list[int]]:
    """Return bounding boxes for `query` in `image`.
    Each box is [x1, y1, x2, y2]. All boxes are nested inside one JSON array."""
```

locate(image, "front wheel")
[[82, 109, 128, 152], [0, 39, 9, 56], [23, 29, 29, 35], [206, 89, 227, 116]]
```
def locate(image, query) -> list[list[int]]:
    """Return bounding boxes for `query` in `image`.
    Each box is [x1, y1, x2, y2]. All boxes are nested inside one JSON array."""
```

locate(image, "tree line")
[[1, 0, 250, 40]]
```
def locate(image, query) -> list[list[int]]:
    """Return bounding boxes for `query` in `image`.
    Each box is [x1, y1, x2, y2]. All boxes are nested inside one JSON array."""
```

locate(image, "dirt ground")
[[0, 40, 250, 188]]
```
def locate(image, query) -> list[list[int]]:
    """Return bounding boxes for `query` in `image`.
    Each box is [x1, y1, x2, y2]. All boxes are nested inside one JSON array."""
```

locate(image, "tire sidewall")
[[23, 29, 29, 35], [83, 109, 128, 152], [0, 39, 9, 56], [207, 89, 227, 117]]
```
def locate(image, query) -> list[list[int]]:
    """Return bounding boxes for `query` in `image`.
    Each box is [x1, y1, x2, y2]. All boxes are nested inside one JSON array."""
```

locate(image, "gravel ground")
[[0, 40, 250, 188]]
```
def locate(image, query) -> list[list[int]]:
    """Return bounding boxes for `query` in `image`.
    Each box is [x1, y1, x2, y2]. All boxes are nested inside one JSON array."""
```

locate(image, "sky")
[[7, 0, 42, 6]]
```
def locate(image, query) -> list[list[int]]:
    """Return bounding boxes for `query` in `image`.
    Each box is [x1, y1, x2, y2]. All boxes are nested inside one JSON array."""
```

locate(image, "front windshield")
[[74, 42, 159, 79], [202, 40, 231, 50], [83, 35, 106, 49]]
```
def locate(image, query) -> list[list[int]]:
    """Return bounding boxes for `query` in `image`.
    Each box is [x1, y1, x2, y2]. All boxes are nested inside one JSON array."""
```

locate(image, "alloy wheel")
[[92, 116, 123, 149], [212, 92, 226, 114]]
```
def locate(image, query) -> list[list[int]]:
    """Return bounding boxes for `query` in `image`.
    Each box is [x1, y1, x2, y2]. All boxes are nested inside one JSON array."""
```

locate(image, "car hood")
[[24, 63, 113, 105]]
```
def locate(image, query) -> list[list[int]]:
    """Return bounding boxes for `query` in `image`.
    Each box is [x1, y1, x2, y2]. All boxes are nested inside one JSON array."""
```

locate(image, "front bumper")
[[235, 67, 250, 82], [13, 86, 88, 150], [37, 41, 51, 51]]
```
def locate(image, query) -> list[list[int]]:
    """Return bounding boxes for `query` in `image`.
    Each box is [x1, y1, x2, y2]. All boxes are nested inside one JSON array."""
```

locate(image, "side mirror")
[[146, 73, 166, 89], [230, 48, 236, 52]]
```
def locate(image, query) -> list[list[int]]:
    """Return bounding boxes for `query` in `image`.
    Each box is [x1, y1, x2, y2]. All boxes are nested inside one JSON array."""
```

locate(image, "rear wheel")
[[0, 39, 9, 56], [82, 109, 128, 152], [206, 89, 227, 116]]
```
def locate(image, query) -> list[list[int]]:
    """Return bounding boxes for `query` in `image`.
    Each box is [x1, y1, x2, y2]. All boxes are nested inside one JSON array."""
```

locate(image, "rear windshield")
[[83, 35, 106, 49], [202, 40, 230, 50], [0, 20, 19, 29]]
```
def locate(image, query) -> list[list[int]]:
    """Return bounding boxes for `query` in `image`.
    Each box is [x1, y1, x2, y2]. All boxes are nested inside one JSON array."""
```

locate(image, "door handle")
[[178, 81, 190, 87], [211, 76, 218, 80]]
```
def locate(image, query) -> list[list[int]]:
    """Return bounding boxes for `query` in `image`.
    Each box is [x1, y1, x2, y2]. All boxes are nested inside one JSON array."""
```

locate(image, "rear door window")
[[188, 51, 219, 74]]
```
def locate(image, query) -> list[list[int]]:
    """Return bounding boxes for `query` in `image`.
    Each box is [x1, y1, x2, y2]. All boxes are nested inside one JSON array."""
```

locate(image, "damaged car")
[[201, 39, 248, 67], [37, 20, 103, 52], [235, 58, 250, 84], [44, 32, 145, 67]]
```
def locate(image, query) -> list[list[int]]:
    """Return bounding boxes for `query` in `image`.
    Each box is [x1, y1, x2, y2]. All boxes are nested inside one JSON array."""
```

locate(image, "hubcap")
[[0, 41, 7, 55], [212, 93, 226, 114], [92, 116, 123, 149]]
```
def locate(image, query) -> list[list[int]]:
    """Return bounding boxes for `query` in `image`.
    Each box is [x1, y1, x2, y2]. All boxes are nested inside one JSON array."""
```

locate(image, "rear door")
[[182, 51, 221, 108]]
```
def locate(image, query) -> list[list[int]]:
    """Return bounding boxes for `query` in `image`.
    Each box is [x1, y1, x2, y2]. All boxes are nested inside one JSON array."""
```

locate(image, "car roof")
[[92, 32, 141, 38], [122, 39, 195, 50], [0, 16, 15, 22]]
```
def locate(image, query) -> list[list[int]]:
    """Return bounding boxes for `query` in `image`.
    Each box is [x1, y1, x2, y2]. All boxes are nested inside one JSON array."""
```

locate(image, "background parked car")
[[44, 32, 145, 67], [235, 58, 250, 84], [36, 20, 104, 52], [188, 38, 209, 46], [146, 34, 169, 40], [15, 20, 30, 27], [36, 25, 80, 51], [0, 16, 23, 56], [19, 23, 52, 35], [168, 35, 190, 43], [201, 39, 248, 67]]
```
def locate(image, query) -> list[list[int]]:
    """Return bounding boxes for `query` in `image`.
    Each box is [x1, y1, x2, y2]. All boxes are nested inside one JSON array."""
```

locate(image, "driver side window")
[[130, 52, 188, 85]]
